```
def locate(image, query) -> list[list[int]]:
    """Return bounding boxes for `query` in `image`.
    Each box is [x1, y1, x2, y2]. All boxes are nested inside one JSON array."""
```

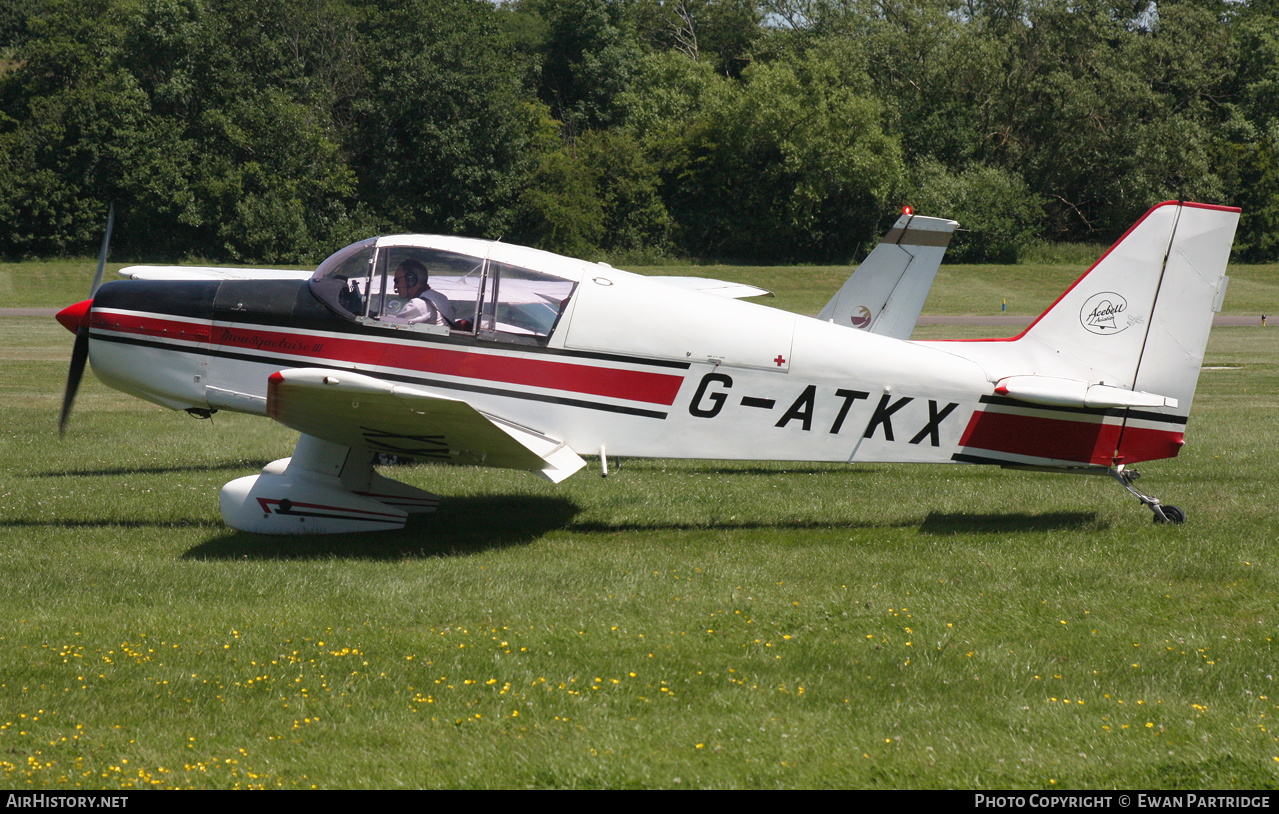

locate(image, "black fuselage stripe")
[[977, 394, 1188, 426], [93, 333, 671, 420], [951, 452, 1107, 471]]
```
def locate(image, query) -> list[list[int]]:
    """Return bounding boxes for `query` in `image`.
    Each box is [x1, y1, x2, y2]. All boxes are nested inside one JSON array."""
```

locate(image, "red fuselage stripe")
[[91, 311, 212, 344], [93, 311, 685, 406]]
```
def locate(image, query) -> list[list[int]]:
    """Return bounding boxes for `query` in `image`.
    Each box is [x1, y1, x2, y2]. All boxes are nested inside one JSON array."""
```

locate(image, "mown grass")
[[1, 266, 1277, 788]]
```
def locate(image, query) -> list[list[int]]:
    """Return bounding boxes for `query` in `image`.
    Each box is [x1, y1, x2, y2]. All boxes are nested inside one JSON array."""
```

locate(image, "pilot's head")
[[393, 259, 429, 298]]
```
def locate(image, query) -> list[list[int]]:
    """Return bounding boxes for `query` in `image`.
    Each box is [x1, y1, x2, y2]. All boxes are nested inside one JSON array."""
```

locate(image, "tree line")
[[1, 0, 1276, 265]]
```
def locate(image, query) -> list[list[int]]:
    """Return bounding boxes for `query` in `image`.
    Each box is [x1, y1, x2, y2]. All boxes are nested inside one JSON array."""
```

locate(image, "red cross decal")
[[774, 354, 787, 367]]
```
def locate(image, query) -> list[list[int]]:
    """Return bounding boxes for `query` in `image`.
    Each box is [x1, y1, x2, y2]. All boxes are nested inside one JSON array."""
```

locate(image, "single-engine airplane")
[[56, 201, 1236, 534]]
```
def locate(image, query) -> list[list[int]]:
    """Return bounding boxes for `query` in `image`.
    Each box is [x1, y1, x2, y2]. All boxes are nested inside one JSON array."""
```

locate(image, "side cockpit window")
[[310, 241, 484, 334], [369, 248, 483, 332], [480, 263, 576, 345]]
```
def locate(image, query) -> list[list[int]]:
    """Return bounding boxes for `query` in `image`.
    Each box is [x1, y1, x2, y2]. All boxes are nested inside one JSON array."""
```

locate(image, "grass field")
[[1, 255, 1277, 789]]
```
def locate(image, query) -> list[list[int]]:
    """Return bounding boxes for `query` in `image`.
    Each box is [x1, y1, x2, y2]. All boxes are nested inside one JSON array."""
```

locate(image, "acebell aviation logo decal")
[[1080, 292, 1141, 335], [849, 306, 873, 329]]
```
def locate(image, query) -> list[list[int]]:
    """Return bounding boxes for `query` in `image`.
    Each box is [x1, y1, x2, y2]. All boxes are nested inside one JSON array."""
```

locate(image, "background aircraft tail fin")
[[817, 212, 958, 339]]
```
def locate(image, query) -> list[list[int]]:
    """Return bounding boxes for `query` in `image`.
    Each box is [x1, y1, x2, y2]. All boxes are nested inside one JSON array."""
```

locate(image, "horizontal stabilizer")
[[995, 375, 1177, 410], [266, 368, 586, 482]]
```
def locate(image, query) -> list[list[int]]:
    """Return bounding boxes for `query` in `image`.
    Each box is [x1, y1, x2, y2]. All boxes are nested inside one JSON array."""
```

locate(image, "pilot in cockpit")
[[387, 258, 457, 327]]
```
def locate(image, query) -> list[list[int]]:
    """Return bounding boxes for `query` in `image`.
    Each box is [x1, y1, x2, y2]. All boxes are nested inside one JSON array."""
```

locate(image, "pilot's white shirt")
[[389, 288, 456, 326]]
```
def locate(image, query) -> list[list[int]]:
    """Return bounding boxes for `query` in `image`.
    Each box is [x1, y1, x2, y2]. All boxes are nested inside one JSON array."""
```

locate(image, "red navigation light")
[[902, 205, 913, 215]]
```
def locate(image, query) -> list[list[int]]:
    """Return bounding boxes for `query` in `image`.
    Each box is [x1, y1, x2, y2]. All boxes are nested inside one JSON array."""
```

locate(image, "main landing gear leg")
[[1109, 465, 1185, 524]]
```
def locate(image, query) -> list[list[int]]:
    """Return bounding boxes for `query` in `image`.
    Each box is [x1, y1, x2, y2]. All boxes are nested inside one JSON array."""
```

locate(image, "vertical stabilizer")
[[817, 213, 958, 339], [1015, 201, 1238, 419]]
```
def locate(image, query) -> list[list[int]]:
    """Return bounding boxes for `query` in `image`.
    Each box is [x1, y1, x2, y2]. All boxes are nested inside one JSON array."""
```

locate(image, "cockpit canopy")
[[309, 235, 580, 344]]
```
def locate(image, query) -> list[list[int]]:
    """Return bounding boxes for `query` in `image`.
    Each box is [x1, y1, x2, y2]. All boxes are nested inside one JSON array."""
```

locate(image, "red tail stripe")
[[961, 411, 1121, 466], [1114, 425, 1185, 463], [960, 410, 1184, 465]]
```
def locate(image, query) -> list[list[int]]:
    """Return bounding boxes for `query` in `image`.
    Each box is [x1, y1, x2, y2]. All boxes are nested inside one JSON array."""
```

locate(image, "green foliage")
[[511, 128, 670, 258], [347, 0, 547, 240], [618, 49, 721, 147], [512, 141, 607, 258], [632, 0, 762, 76], [579, 129, 671, 253], [1215, 7, 1279, 262], [0, 0, 545, 261], [2, 0, 1279, 262], [0, 0, 45, 51], [1218, 127, 1279, 263], [528, 0, 642, 133], [835, 0, 1238, 241], [906, 159, 1043, 263], [658, 49, 902, 261], [0, 0, 368, 262]]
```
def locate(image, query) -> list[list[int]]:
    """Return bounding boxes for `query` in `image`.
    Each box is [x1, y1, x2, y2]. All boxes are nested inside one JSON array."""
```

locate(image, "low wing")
[[817, 213, 958, 339], [265, 368, 586, 483], [648, 276, 774, 299], [120, 265, 313, 281]]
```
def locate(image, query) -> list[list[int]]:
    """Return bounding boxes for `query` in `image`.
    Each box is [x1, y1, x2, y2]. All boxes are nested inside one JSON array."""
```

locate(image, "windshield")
[[309, 238, 377, 319]]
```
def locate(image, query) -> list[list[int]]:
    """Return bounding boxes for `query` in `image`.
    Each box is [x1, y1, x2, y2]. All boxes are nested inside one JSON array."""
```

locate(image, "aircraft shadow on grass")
[[188, 494, 1103, 558], [611, 463, 890, 478], [568, 508, 1106, 536], [184, 507, 1105, 560], [918, 511, 1106, 534], [184, 494, 582, 561], [563, 516, 921, 535], [0, 500, 1106, 560], [187, 497, 912, 561]]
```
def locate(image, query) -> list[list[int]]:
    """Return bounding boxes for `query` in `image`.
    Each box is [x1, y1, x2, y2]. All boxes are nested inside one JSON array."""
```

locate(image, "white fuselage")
[[84, 267, 1178, 472]]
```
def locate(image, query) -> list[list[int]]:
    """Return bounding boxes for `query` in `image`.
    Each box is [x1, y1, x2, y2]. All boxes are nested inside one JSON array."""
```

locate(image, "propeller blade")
[[89, 204, 114, 295], [60, 205, 113, 434], [59, 325, 90, 436]]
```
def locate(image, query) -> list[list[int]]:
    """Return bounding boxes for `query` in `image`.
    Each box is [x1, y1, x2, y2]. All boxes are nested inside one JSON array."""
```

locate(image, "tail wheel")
[[1153, 504, 1186, 524]]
